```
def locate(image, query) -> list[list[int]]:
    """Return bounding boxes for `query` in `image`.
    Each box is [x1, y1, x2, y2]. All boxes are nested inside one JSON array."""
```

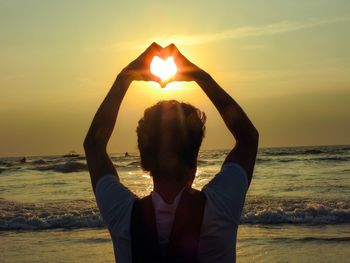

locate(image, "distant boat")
[[62, 151, 80, 158]]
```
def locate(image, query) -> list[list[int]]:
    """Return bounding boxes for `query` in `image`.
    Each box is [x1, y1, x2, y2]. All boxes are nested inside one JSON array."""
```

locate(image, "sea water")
[[1, 145, 350, 262]]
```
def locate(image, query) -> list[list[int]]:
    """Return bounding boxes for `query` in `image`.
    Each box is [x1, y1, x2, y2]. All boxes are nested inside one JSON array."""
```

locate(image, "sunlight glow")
[[150, 56, 177, 82]]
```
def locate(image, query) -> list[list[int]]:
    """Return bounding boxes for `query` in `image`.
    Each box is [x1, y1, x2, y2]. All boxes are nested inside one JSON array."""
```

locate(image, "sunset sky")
[[1, 0, 349, 157]]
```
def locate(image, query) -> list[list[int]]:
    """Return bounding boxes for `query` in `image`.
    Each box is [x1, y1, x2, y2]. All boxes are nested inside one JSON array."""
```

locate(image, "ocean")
[[1, 145, 350, 262]]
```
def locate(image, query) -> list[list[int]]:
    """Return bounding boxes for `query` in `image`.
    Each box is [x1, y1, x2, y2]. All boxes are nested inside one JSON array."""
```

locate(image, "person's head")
[[137, 100, 206, 183]]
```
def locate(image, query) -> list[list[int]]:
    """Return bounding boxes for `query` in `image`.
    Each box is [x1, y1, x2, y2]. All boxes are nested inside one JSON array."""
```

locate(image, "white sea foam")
[[0, 200, 103, 230], [1, 145, 349, 230], [242, 198, 350, 224], [1, 198, 349, 230]]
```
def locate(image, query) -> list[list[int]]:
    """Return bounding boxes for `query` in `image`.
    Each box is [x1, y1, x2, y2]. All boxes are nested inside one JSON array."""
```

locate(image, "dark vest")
[[130, 188, 206, 263]]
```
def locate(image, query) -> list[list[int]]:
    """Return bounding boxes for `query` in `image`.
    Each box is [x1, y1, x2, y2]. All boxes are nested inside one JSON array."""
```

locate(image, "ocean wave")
[[263, 149, 324, 156], [199, 151, 227, 158], [0, 160, 11, 166], [197, 160, 218, 166], [127, 161, 141, 167], [296, 237, 350, 242], [0, 200, 103, 230], [262, 236, 350, 243], [31, 161, 88, 173], [256, 155, 350, 164], [306, 156, 350, 162], [262, 147, 349, 157], [1, 198, 349, 231], [0, 166, 21, 174], [256, 158, 274, 163], [242, 198, 350, 224], [256, 157, 297, 163], [31, 159, 48, 165]]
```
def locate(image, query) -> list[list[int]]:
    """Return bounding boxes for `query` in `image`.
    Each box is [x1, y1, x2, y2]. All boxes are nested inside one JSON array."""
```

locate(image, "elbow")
[[251, 127, 259, 146], [83, 136, 91, 150], [239, 126, 259, 146], [83, 133, 100, 152], [252, 127, 259, 141], [83, 136, 94, 153], [83, 131, 107, 153]]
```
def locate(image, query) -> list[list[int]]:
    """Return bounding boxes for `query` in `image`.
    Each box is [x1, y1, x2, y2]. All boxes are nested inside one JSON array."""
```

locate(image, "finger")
[[164, 43, 179, 53], [148, 42, 163, 51], [144, 42, 162, 53], [140, 69, 162, 83], [162, 43, 191, 70], [162, 43, 180, 58], [149, 75, 162, 83], [162, 78, 173, 87], [142, 42, 163, 59]]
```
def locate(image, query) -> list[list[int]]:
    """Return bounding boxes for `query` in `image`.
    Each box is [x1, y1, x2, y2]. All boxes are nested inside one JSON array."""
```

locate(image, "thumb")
[[149, 74, 162, 83]]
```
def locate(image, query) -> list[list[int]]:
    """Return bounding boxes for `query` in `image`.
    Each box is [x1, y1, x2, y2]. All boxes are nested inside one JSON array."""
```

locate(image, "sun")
[[150, 56, 177, 82]]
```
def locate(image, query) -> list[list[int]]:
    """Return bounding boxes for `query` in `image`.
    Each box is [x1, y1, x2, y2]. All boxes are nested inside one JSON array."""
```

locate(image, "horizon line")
[[1, 143, 349, 158]]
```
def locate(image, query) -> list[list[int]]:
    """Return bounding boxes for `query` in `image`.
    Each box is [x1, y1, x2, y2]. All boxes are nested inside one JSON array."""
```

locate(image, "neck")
[[151, 167, 196, 203], [153, 182, 185, 204]]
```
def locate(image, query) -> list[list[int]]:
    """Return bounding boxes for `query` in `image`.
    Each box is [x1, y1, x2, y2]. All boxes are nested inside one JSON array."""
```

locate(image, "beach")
[[1, 145, 350, 262]]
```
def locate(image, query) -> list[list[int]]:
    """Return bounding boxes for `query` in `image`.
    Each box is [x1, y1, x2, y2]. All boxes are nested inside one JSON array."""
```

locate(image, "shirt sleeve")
[[203, 162, 248, 224], [95, 175, 136, 234]]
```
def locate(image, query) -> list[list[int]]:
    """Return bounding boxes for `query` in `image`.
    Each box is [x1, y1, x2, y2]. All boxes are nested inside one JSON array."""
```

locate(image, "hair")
[[137, 100, 206, 182]]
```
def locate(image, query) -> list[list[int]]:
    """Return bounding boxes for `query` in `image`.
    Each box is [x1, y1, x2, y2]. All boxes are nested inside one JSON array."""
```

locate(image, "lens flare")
[[150, 56, 177, 82]]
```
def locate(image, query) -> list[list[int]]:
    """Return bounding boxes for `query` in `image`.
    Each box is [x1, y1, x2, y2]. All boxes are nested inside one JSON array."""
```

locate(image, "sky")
[[0, 0, 349, 157]]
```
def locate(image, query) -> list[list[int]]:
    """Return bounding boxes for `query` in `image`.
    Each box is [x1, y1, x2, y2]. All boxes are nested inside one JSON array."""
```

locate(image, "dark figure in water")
[[84, 43, 258, 262], [125, 152, 130, 157]]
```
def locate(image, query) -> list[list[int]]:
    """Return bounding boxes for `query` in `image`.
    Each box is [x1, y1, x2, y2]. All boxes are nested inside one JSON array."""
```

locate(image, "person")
[[84, 43, 259, 262]]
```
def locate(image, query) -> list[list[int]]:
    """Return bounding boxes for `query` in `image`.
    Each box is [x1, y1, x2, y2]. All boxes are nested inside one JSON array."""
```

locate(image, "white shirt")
[[151, 188, 185, 247], [95, 163, 248, 263]]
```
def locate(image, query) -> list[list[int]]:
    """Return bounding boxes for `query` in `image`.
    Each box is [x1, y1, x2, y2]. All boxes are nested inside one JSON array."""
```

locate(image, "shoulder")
[[95, 175, 136, 203], [204, 162, 248, 197], [202, 163, 248, 223], [95, 175, 136, 232]]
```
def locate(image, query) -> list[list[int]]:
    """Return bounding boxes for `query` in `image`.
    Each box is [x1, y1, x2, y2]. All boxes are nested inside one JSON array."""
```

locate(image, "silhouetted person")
[[84, 43, 259, 262]]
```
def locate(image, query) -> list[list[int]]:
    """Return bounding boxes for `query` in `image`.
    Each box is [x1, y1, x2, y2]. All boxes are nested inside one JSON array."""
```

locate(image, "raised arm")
[[164, 44, 259, 186], [84, 43, 162, 192], [195, 72, 259, 185]]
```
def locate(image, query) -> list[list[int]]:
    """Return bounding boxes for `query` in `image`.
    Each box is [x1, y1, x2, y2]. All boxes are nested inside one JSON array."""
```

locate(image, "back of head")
[[137, 100, 206, 183]]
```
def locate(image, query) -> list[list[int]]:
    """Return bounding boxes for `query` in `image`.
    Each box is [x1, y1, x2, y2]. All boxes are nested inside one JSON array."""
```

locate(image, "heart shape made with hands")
[[150, 56, 177, 82]]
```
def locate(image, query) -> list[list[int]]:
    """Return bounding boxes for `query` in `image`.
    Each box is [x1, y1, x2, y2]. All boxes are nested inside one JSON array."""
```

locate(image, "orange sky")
[[0, 1, 349, 156]]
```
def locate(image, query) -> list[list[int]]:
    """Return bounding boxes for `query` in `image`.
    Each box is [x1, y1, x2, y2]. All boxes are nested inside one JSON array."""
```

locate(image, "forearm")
[[84, 73, 131, 191], [84, 73, 131, 149], [83, 43, 162, 192], [194, 70, 258, 143]]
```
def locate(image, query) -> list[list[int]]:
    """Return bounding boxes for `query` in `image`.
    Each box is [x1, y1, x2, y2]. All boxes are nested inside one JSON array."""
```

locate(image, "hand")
[[120, 42, 163, 84], [161, 44, 204, 85]]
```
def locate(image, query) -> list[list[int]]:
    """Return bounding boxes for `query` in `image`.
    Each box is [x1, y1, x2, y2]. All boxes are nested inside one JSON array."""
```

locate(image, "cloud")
[[114, 17, 350, 50]]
